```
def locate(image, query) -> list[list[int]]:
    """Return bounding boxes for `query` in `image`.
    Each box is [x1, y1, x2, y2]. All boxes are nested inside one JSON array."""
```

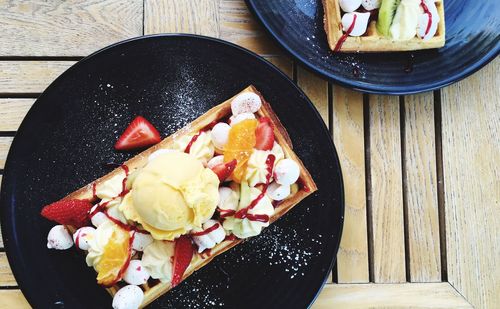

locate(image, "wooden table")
[[0, 1, 498, 308]]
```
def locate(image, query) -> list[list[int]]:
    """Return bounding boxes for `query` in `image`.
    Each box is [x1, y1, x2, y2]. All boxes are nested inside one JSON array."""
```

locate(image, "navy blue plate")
[[246, 0, 500, 95], [0, 35, 344, 308]]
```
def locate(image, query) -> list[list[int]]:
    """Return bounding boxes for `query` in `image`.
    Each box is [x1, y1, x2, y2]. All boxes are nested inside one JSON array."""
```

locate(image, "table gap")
[[399, 96, 411, 283], [362, 93, 374, 283], [433, 89, 447, 282]]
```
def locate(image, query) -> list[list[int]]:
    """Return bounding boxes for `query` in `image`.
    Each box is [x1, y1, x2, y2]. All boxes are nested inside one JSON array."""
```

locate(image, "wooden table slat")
[[441, 59, 500, 309], [332, 86, 369, 283], [297, 66, 329, 125], [0, 290, 30, 309], [0, 99, 35, 132], [0, 0, 143, 57], [0, 137, 13, 169], [368, 95, 406, 283], [0, 253, 16, 286]]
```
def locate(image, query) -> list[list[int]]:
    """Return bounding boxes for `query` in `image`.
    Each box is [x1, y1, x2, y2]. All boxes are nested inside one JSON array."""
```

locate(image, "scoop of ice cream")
[[173, 132, 214, 165], [112, 285, 144, 309], [141, 240, 175, 283], [47, 225, 73, 250], [123, 259, 150, 285], [73, 226, 96, 250], [390, 0, 420, 41], [120, 152, 220, 240], [191, 219, 226, 253]]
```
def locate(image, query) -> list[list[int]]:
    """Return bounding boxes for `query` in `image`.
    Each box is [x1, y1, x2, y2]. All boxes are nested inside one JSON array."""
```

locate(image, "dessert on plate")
[[41, 86, 317, 309], [323, 0, 445, 52]]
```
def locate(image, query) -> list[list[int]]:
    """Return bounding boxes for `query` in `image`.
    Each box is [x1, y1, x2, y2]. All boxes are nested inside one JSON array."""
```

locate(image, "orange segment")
[[95, 228, 130, 286], [224, 119, 258, 183]]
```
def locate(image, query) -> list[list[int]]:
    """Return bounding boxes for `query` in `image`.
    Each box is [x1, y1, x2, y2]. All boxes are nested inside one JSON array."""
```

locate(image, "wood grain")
[[144, 0, 220, 36], [332, 86, 369, 283], [441, 59, 500, 309], [368, 95, 406, 283], [0, 99, 35, 131], [297, 67, 329, 124], [0, 61, 75, 94], [0, 174, 2, 249], [219, 0, 280, 55], [0, 290, 30, 309], [0, 253, 16, 286], [404, 93, 441, 282], [0, 0, 142, 57], [0, 137, 13, 169], [313, 283, 472, 308]]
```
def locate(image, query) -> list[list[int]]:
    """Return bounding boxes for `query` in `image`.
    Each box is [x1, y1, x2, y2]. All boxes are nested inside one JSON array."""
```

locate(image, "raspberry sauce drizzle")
[[118, 165, 129, 197], [218, 209, 236, 218], [184, 132, 203, 153], [334, 13, 357, 52], [191, 223, 220, 236], [420, 0, 432, 36], [91, 183, 97, 200], [234, 154, 275, 222]]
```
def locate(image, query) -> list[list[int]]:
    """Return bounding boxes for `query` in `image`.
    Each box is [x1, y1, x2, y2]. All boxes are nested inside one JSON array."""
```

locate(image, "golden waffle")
[[63, 86, 317, 307], [323, 0, 446, 52]]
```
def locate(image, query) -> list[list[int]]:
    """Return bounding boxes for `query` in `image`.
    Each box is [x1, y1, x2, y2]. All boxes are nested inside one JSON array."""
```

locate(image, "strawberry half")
[[41, 199, 93, 228], [171, 235, 194, 287], [255, 117, 274, 150], [114, 116, 161, 151], [210, 159, 237, 181]]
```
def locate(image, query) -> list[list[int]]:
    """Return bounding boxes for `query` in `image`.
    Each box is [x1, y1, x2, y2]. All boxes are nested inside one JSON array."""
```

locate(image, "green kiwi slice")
[[377, 0, 401, 37]]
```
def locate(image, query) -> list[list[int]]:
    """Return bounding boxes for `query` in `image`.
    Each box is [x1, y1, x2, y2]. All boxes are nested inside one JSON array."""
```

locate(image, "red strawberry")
[[255, 117, 274, 150], [41, 199, 93, 228], [210, 159, 237, 181], [114, 116, 161, 151], [171, 235, 194, 287]]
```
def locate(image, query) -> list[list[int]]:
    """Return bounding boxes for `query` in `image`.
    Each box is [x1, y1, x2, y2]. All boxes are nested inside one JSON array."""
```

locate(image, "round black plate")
[[0, 35, 344, 309], [246, 0, 500, 95]]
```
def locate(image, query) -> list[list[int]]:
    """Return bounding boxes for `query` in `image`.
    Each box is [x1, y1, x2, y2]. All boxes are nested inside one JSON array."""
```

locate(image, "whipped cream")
[[112, 285, 144, 309], [229, 112, 256, 126], [85, 221, 116, 268], [131, 232, 153, 251], [173, 131, 215, 164], [73, 226, 96, 250], [245, 143, 285, 187], [141, 240, 175, 283], [96, 173, 126, 200], [274, 159, 300, 186], [47, 225, 73, 250], [223, 187, 275, 239], [211, 123, 231, 150], [192, 219, 226, 253], [218, 186, 239, 212], [231, 92, 262, 115], [267, 182, 291, 201], [123, 259, 150, 285], [340, 0, 361, 13], [148, 149, 177, 162]]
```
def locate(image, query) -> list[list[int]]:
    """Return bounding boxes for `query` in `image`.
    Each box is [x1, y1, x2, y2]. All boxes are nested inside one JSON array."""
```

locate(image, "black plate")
[[0, 35, 344, 309], [246, 0, 500, 95]]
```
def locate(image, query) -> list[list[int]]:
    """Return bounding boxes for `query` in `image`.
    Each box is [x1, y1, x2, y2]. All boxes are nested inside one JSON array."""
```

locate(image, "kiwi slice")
[[377, 0, 401, 37]]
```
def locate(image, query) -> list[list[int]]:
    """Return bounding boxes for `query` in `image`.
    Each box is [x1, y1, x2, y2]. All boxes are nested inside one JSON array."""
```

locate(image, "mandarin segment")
[[95, 228, 130, 286], [224, 119, 258, 183]]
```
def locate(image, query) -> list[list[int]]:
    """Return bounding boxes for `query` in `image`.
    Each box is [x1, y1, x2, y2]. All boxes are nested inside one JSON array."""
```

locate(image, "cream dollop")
[[73, 226, 96, 250], [85, 221, 116, 268], [141, 240, 175, 283], [245, 143, 285, 187], [223, 187, 275, 239], [191, 219, 226, 253], [218, 186, 239, 211], [173, 131, 215, 165]]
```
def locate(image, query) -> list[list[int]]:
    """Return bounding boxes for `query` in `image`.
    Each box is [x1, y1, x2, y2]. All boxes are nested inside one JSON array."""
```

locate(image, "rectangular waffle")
[[63, 85, 317, 307], [322, 0, 446, 52]]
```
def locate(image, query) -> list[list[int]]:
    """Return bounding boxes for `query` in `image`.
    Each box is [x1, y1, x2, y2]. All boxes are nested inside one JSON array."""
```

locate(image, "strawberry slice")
[[171, 235, 194, 287], [114, 116, 161, 151], [210, 159, 237, 181], [41, 199, 93, 228], [255, 117, 274, 150]]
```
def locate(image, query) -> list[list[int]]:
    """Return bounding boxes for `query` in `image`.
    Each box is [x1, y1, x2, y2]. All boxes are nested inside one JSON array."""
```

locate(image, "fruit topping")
[[95, 227, 131, 286], [223, 119, 258, 183], [377, 0, 401, 37], [255, 117, 275, 151], [114, 116, 161, 151], [41, 199, 93, 228], [171, 235, 194, 287], [210, 159, 237, 182]]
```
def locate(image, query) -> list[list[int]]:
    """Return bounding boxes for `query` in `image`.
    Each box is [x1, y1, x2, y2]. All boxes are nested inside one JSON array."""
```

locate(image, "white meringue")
[[191, 220, 226, 253], [362, 0, 380, 10], [47, 225, 73, 250], [90, 204, 108, 227], [231, 92, 262, 115], [340, 0, 362, 12], [417, 0, 439, 40], [274, 159, 300, 186], [72, 226, 95, 251], [229, 112, 256, 126], [148, 149, 177, 162], [207, 155, 224, 169], [342, 12, 371, 37], [131, 232, 154, 251], [211, 123, 231, 149], [112, 285, 144, 309], [123, 260, 150, 285], [267, 182, 291, 201]]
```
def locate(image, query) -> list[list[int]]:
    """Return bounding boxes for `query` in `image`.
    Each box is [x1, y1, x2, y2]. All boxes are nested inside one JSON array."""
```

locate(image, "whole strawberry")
[[41, 199, 93, 228]]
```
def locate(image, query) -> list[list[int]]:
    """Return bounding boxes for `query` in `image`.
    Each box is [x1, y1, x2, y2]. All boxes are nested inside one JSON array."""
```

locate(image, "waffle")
[[62, 85, 317, 307], [322, 0, 446, 52]]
